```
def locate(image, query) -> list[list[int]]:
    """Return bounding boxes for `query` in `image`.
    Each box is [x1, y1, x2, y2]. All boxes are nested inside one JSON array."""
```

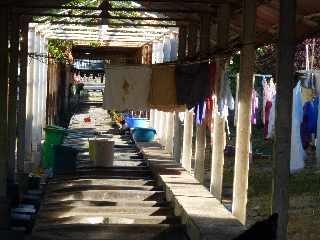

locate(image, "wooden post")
[[173, 112, 183, 163], [232, 0, 256, 224], [182, 111, 194, 172], [17, 20, 28, 178], [272, 0, 296, 239], [26, 27, 35, 161], [165, 112, 174, 154], [0, 6, 9, 227], [210, 4, 230, 200], [195, 14, 210, 184], [8, 13, 20, 182], [150, 109, 155, 128], [181, 23, 197, 172], [173, 26, 187, 163]]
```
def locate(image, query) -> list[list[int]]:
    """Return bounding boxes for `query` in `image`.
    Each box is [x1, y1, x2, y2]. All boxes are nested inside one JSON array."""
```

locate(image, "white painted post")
[[165, 112, 174, 154], [173, 112, 183, 163], [210, 3, 230, 200], [150, 109, 155, 128], [210, 114, 226, 200], [26, 28, 35, 162], [232, 0, 256, 225], [17, 20, 28, 180], [194, 14, 210, 184], [182, 110, 194, 172]]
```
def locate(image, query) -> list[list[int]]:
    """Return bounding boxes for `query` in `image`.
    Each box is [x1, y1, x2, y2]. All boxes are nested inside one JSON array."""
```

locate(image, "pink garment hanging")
[[251, 90, 259, 125], [264, 100, 273, 139]]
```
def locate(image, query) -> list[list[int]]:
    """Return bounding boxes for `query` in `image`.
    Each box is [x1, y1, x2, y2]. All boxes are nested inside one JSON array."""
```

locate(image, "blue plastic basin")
[[126, 117, 148, 128], [132, 128, 156, 142]]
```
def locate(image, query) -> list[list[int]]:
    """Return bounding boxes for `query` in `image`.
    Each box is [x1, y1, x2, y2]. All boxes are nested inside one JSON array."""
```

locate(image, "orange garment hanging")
[[149, 64, 185, 112]]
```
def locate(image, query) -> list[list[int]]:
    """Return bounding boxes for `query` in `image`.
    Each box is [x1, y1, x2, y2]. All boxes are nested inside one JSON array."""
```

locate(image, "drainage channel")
[[30, 107, 189, 240]]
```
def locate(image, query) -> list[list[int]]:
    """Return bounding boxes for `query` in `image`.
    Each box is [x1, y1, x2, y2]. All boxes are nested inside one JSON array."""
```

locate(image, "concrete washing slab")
[[136, 142, 245, 240]]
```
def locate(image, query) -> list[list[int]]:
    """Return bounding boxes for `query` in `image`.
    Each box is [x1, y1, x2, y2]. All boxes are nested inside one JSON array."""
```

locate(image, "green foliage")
[[48, 39, 73, 62], [89, 41, 103, 47]]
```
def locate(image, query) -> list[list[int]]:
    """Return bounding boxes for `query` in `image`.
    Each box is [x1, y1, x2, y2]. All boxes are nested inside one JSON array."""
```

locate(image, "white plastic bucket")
[[89, 139, 114, 167]]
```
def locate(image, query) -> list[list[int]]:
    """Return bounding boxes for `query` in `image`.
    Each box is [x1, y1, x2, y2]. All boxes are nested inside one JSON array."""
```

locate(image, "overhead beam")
[[38, 25, 173, 33], [15, 5, 216, 14], [31, 21, 179, 27], [28, 13, 197, 22]]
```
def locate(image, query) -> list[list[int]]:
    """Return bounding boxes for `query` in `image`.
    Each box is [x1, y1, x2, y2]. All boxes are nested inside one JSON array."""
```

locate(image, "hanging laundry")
[[205, 97, 214, 129], [297, 71, 315, 89], [267, 96, 276, 139], [149, 64, 185, 112], [170, 35, 178, 62], [264, 101, 273, 139], [300, 100, 317, 149], [176, 62, 211, 109], [103, 65, 151, 111], [163, 37, 171, 63], [291, 81, 305, 172], [301, 86, 315, 106], [217, 70, 234, 118], [194, 101, 206, 125], [251, 90, 259, 124], [313, 71, 320, 96]]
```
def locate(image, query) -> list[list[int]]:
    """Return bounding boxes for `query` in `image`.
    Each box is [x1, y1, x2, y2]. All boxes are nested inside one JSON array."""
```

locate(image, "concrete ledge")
[[137, 142, 245, 240]]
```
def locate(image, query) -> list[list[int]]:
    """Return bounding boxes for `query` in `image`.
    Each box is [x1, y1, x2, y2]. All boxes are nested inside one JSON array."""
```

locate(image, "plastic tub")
[[127, 118, 148, 128], [132, 128, 156, 142]]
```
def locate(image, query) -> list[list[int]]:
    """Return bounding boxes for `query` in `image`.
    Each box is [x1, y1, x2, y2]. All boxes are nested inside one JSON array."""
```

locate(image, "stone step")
[[54, 169, 153, 178], [51, 175, 154, 182], [77, 160, 147, 168], [46, 184, 159, 193], [47, 179, 156, 187], [37, 206, 173, 219], [32, 224, 187, 240], [42, 200, 168, 208], [76, 166, 149, 171], [44, 190, 165, 203], [35, 215, 180, 226]]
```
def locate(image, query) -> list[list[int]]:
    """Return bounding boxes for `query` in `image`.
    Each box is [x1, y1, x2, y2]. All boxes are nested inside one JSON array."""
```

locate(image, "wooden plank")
[[272, 0, 296, 239], [232, 0, 256, 224]]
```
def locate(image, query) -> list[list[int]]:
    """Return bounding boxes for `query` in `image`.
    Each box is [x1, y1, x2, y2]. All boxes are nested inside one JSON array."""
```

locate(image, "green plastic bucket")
[[44, 125, 66, 145], [42, 125, 67, 169]]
